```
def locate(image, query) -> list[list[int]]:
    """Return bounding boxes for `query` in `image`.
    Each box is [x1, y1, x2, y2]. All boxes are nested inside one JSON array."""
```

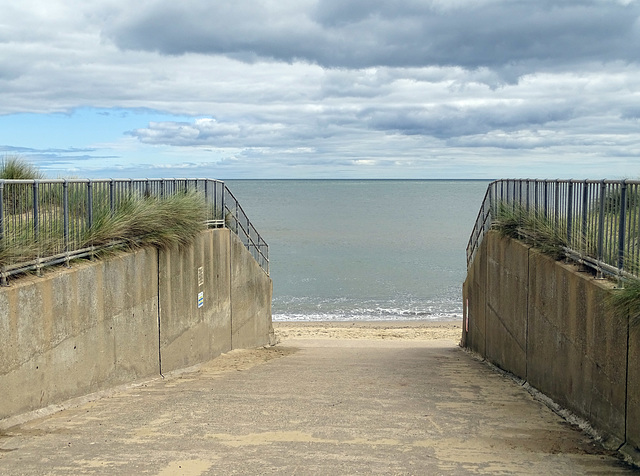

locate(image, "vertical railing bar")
[[618, 180, 627, 273], [581, 180, 589, 255], [567, 181, 574, 246], [109, 179, 115, 214], [63, 180, 69, 263], [33, 181, 39, 242], [596, 180, 606, 277], [87, 180, 93, 231]]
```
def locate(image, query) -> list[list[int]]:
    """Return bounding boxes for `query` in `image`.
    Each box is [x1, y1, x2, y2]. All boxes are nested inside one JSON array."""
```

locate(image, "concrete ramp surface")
[[0, 336, 636, 475]]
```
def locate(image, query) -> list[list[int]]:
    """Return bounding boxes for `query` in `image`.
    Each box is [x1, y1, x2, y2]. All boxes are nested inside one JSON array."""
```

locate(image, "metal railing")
[[223, 186, 269, 274], [467, 179, 640, 280], [0, 178, 268, 283]]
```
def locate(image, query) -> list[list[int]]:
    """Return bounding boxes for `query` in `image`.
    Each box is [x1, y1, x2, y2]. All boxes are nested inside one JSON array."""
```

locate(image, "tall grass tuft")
[[0, 155, 45, 180], [492, 203, 568, 260], [83, 191, 207, 251], [608, 278, 640, 326]]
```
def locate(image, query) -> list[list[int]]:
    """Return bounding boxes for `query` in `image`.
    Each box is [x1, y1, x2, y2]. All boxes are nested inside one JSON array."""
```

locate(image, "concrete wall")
[[0, 229, 272, 422], [230, 234, 274, 349], [463, 230, 637, 460]]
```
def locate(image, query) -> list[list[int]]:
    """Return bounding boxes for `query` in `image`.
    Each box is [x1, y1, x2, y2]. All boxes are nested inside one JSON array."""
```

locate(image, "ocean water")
[[226, 180, 490, 322]]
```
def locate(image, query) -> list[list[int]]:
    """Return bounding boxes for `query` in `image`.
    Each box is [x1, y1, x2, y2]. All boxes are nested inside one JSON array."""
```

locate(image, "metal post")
[[63, 180, 70, 266], [33, 181, 39, 241], [543, 181, 548, 220], [553, 180, 560, 230], [567, 181, 574, 246], [596, 180, 606, 278], [109, 179, 115, 213], [581, 180, 589, 254], [618, 180, 627, 272], [519, 180, 523, 207], [487, 185, 493, 232], [221, 183, 226, 227], [87, 181, 93, 230]]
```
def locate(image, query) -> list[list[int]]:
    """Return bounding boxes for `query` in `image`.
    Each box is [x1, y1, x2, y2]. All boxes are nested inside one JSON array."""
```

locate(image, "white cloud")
[[0, 0, 639, 178]]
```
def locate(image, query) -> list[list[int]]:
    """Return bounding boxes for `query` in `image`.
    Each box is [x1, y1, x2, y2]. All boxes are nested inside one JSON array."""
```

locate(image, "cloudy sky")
[[1, 0, 639, 179]]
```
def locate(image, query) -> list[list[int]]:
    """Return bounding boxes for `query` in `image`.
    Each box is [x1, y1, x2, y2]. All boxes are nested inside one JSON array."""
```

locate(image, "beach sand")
[[273, 319, 462, 343]]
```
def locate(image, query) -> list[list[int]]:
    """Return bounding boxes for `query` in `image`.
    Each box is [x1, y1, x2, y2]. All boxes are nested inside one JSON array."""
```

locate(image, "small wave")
[[272, 311, 462, 322]]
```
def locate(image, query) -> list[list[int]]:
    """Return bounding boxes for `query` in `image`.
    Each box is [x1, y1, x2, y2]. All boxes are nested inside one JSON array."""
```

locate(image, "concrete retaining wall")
[[0, 229, 272, 422], [463, 230, 637, 461]]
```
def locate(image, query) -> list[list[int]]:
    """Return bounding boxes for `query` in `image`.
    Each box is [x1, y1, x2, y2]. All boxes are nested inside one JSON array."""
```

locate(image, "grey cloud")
[[104, 0, 640, 74], [361, 102, 576, 139]]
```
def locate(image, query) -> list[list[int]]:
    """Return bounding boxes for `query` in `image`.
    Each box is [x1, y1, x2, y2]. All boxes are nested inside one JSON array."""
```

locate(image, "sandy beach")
[[273, 319, 462, 343]]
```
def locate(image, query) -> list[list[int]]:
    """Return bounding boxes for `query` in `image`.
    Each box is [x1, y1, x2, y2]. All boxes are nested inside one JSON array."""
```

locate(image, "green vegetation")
[[492, 203, 567, 260], [0, 156, 210, 277], [493, 200, 640, 325], [0, 154, 45, 180], [608, 278, 640, 326], [84, 192, 207, 251]]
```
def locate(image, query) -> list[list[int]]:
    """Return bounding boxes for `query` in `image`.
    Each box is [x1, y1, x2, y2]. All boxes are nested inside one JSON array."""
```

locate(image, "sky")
[[1, 0, 640, 179]]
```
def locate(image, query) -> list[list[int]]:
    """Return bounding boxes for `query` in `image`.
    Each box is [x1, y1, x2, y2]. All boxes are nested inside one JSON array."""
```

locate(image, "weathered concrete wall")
[[463, 230, 636, 459], [627, 322, 640, 457], [230, 233, 273, 350], [0, 229, 272, 422], [0, 248, 159, 420], [527, 250, 627, 448], [159, 230, 232, 373], [485, 234, 529, 378], [462, 236, 487, 355]]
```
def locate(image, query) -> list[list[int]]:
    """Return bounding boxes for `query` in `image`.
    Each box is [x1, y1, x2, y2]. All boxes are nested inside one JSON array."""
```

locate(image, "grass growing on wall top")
[[84, 192, 207, 251], [609, 278, 640, 326], [0, 157, 209, 272], [493, 201, 640, 325], [492, 203, 568, 260]]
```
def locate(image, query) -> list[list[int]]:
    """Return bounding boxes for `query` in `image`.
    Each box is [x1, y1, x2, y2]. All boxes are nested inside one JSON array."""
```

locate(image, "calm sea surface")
[[226, 180, 490, 322]]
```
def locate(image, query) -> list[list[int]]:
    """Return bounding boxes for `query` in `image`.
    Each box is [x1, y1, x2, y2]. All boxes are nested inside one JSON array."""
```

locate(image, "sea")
[[226, 180, 490, 322]]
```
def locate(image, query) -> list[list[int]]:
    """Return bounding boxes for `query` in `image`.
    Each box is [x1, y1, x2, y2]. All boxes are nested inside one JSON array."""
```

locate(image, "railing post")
[[87, 181, 93, 230], [32, 181, 39, 242], [543, 180, 548, 220], [567, 181, 574, 246], [519, 180, 523, 207], [581, 180, 589, 254], [596, 180, 606, 278], [618, 180, 627, 272], [553, 180, 560, 230], [63, 180, 70, 266], [221, 183, 226, 227], [109, 179, 115, 214]]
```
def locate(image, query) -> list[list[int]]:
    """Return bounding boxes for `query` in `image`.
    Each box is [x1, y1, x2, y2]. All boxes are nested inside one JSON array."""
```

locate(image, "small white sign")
[[198, 266, 204, 286], [197, 291, 204, 308]]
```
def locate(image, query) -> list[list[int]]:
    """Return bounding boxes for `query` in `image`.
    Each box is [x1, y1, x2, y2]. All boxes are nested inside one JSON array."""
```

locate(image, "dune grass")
[[0, 157, 211, 278], [492, 203, 568, 260], [493, 201, 640, 324], [0, 154, 45, 180], [608, 278, 640, 326], [83, 192, 207, 251]]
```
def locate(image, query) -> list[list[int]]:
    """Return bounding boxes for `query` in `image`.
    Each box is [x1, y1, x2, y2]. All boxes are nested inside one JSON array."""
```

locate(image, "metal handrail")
[[0, 178, 269, 283], [467, 179, 640, 280]]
